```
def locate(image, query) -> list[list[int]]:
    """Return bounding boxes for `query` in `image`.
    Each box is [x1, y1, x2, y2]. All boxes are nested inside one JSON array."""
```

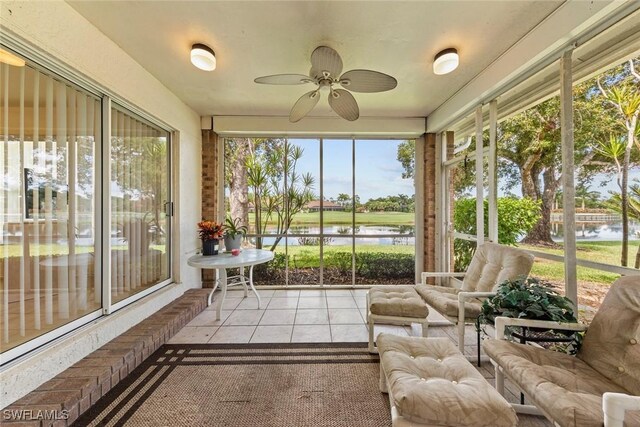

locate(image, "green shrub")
[[355, 252, 414, 279], [254, 252, 287, 280], [324, 252, 353, 273], [454, 197, 540, 270]]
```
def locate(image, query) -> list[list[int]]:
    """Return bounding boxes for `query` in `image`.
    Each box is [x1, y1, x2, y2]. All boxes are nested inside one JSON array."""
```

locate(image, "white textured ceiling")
[[68, 0, 562, 118]]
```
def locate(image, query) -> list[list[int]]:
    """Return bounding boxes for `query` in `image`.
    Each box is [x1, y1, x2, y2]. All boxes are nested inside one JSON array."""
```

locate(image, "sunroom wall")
[[0, 0, 201, 406]]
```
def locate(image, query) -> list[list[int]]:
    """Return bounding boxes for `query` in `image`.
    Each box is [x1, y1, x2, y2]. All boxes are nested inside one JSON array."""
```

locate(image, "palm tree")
[[604, 183, 640, 268], [597, 60, 640, 266]]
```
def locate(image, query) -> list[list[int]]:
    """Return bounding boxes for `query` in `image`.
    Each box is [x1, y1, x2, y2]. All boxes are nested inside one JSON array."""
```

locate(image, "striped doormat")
[[74, 343, 390, 427]]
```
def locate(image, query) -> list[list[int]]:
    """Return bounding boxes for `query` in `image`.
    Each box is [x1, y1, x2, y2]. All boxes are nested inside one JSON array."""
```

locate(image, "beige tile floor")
[[170, 288, 456, 345], [168, 287, 551, 426]]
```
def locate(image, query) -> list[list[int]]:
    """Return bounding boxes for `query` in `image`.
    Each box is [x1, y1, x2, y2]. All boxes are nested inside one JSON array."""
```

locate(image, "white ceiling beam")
[[211, 116, 426, 138], [426, 0, 640, 133]]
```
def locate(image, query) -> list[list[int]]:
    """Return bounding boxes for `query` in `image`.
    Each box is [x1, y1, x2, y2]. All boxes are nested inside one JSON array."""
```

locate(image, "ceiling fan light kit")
[[255, 46, 398, 122], [191, 43, 216, 71], [433, 48, 459, 75]]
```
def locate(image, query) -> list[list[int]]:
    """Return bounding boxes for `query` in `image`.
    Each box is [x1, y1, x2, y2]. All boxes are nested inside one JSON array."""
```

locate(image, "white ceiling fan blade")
[[254, 74, 313, 85], [328, 89, 359, 121], [339, 70, 398, 93], [289, 90, 320, 123], [310, 46, 343, 80]]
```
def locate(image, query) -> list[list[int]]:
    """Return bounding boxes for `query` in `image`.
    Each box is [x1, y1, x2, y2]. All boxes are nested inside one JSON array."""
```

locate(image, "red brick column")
[[422, 132, 455, 283], [201, 129, 219, 287]]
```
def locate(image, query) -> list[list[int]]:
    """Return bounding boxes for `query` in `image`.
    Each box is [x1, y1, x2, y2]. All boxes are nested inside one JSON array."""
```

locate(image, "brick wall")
[[422, 132, 455, 283], [201, 129, 218, 287]]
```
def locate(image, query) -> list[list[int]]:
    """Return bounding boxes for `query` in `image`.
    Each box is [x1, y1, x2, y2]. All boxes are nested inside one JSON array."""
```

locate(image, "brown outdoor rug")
[[74, 343, 390, 427]]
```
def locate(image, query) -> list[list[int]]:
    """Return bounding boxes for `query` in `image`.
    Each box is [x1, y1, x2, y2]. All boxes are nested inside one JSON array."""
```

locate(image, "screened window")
[[224, 137, 415, 286]]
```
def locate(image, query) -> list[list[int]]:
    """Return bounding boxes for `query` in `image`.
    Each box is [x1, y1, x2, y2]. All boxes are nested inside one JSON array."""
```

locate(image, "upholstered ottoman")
[[367, 286, 429, 353], [377, 334, 518, 427]]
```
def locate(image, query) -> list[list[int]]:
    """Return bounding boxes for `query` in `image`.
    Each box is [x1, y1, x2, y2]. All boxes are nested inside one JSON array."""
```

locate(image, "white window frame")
[[221, 136, 419, 287]]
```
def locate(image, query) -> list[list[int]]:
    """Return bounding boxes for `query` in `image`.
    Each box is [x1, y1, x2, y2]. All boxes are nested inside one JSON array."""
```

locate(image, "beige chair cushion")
[[415, 284, 482, 319], [461, 242, 534, 292], [368, 286, 428, 318], [378, 334, 517, 427], [578, 275, 640, 395], [484, 339, 640, 427]]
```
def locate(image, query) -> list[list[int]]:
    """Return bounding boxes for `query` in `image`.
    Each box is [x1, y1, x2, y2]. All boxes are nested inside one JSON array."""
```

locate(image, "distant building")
[[305, 200, 345, 212]]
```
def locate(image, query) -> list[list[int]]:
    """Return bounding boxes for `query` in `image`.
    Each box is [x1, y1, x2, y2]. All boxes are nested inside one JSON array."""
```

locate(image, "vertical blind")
[[110, 107, 169, 304], [0, 63, 101, 352], [0, 57, 172, 357]]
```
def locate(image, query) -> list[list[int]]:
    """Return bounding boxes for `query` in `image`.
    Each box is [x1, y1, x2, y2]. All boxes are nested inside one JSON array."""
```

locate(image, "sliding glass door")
[[0, 50, 173, 362], [0, 63, 102, 353], [110, 106, 171, 304]]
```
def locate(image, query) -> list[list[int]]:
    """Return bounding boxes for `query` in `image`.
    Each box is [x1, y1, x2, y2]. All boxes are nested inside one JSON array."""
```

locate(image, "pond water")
[[253, 225, 415, 246], [552, 221, 640, 242]]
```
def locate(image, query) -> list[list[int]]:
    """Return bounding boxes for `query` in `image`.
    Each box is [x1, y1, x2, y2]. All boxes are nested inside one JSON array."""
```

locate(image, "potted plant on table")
[[223, 216, 248, 251], [478, 276, 582, 353], [198, 219, 224, 256]]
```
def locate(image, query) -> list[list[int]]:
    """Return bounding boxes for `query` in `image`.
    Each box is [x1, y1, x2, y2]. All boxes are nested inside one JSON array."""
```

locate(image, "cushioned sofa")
[[484, 275, 640, 427]]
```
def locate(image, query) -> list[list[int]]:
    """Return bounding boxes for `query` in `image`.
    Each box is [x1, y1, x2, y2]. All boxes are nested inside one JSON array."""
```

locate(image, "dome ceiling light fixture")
[[0, 48, 25, 67], [190, 43, 216, 71], [433, 48, 459, 75]]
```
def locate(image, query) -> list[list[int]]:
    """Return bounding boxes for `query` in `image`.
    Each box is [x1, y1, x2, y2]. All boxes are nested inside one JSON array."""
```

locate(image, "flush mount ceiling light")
[[433, 48, 458, 75], [0, 48, 25, 67], [190, 43, 216, 71]]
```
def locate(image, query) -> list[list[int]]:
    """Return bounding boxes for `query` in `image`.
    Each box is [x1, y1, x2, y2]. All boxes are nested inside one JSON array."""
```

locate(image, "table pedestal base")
[[208, 265, 262, 320]]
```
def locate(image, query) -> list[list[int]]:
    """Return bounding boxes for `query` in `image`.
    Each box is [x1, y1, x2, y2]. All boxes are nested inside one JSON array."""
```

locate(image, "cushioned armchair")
[[484, 275, 640, 427], [417, 242, 534, 351]]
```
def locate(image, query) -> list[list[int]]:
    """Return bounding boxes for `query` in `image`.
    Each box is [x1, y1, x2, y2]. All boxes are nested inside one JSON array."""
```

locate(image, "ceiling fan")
[[254, 46, 397, 122]]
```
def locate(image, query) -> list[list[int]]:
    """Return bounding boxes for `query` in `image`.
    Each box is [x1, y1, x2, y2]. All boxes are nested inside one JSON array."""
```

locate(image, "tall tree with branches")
[[498, 79, 614, 245], [597, 59, 640, 266], [245, 141, 315, 250]]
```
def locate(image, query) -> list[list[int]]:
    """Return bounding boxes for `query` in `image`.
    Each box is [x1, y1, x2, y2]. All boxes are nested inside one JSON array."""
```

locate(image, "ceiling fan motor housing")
[[254, 45, 397, 122]]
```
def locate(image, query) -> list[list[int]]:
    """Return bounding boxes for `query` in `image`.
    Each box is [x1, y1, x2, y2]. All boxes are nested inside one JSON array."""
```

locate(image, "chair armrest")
[[421, 272, 466, 285], [458, 291, 496, 302], [604, 392, 640, 427], [494, 316, 587, 340], [457, 292, 495, 323]]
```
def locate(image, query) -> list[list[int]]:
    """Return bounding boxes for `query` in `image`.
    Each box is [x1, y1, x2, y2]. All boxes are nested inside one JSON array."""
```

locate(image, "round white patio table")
[[187, 249, 274, 320]]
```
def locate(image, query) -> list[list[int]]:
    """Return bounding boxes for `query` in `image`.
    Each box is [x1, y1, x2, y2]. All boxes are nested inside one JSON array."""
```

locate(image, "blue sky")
[[290, 139, 414, 202]]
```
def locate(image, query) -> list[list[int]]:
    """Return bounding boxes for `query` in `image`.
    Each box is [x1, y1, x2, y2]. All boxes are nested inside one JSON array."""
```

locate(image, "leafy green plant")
[[454, 197, 540, 271], [355, 252, 414, 279], [478, 276, 582, 352], [224, 216, 248, 239]]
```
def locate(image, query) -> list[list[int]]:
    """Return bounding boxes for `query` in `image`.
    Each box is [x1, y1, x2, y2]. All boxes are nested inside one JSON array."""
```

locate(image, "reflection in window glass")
[[0, 63, 101, 352], [110, 106, 170, 303]]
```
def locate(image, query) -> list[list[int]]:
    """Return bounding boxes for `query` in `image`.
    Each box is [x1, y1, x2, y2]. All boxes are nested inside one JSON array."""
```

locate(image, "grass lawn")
[[250, 211, 414, 227], [0, 244, 166, 258], [274, 243, 414, 268], [519, 241, 640, 287]]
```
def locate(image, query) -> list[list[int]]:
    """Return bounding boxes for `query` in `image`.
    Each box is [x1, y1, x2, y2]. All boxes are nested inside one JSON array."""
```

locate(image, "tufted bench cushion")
[[378, 334, 518, 427], [415, 284, 483, 319], [367, 287, 430, 353], [369, 286, 429, 318], [484, 339, 640, 427]]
